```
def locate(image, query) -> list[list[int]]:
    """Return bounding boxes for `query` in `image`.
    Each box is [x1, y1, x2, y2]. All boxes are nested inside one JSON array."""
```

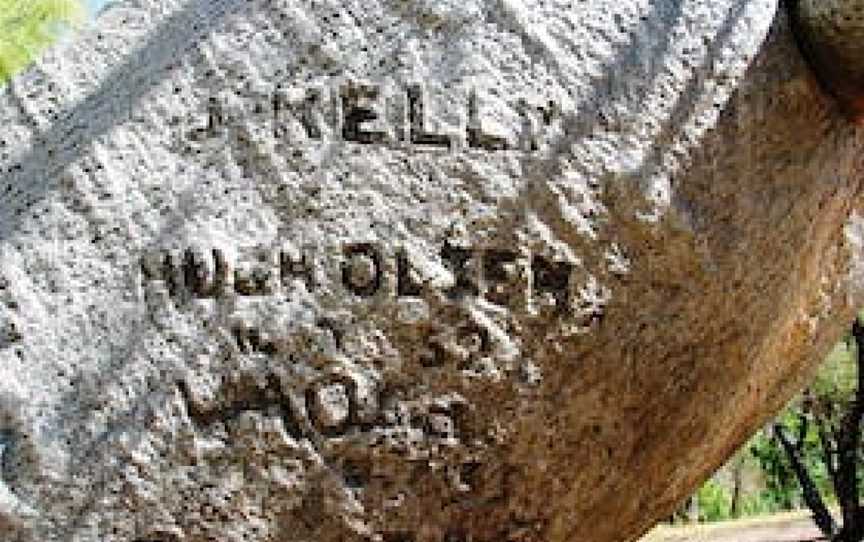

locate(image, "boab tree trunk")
[[789, 0, 864, 123]]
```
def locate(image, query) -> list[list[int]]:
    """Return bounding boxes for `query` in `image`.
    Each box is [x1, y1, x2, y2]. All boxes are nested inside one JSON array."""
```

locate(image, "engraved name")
[[188, 81, 561, 153], [140, 242, 576, 312]]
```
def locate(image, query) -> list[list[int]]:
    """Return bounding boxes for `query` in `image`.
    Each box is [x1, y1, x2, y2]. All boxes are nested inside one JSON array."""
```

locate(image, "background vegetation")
[[0, 0, 83, 83]]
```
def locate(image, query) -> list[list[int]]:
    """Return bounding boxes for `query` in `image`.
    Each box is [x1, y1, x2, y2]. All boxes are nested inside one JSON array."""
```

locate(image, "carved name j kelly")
[[190, 81, 561, 152]]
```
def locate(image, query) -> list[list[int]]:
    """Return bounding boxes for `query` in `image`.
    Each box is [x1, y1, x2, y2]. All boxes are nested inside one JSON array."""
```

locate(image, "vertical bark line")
[[774, 424, 837, 538], [839, 318, 864, 539], [730, 458, 742, 518]]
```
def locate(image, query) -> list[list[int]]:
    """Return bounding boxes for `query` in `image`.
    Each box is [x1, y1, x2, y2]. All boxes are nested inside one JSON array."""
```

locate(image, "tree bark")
[[730, 455, 744, 518], [775, 423, 837, 538], [833, 319, 864, 541]]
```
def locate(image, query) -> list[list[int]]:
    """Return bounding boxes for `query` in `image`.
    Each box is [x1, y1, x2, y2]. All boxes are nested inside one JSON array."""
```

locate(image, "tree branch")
[[775, 423, 837, 538], [834, 317, 864, 533]]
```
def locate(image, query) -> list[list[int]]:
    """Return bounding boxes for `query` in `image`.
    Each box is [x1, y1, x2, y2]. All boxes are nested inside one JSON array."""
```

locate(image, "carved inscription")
[[187, 81, 560, 153], [177, 368, 466, 451], [141, 245, 317, 301], [342, 244, 384, 297], [407, 84, 451, 148], [341, 83, 389, 145], [141, 243, 577, 313]]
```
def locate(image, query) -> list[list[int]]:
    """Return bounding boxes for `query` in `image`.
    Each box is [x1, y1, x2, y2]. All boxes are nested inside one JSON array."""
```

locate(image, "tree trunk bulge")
[[0, 1, 864, 542]]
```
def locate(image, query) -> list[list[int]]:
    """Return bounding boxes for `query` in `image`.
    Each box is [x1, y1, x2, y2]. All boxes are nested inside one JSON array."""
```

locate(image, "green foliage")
[[737, 490, 785, 517], [0, 0, 83, 83], [696, 480, 733, 522], [749, 425, 800, 511], [747, 406, 836, 512], [812, 339, 858, 405], [802, 328, 864, 496]]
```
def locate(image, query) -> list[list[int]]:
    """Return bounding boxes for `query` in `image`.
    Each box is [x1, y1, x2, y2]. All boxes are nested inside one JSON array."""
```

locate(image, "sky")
[[85, 0, 114, 16]]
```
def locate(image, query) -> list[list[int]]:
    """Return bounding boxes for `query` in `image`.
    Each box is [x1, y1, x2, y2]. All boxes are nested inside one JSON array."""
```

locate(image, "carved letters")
[[141, 243, 576, 313], [188, 81, 560, 153]]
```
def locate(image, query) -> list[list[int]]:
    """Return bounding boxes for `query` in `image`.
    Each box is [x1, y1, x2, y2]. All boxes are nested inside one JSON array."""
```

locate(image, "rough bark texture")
[[0, 1, 863, 541], [790, 0, 864, 122]]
